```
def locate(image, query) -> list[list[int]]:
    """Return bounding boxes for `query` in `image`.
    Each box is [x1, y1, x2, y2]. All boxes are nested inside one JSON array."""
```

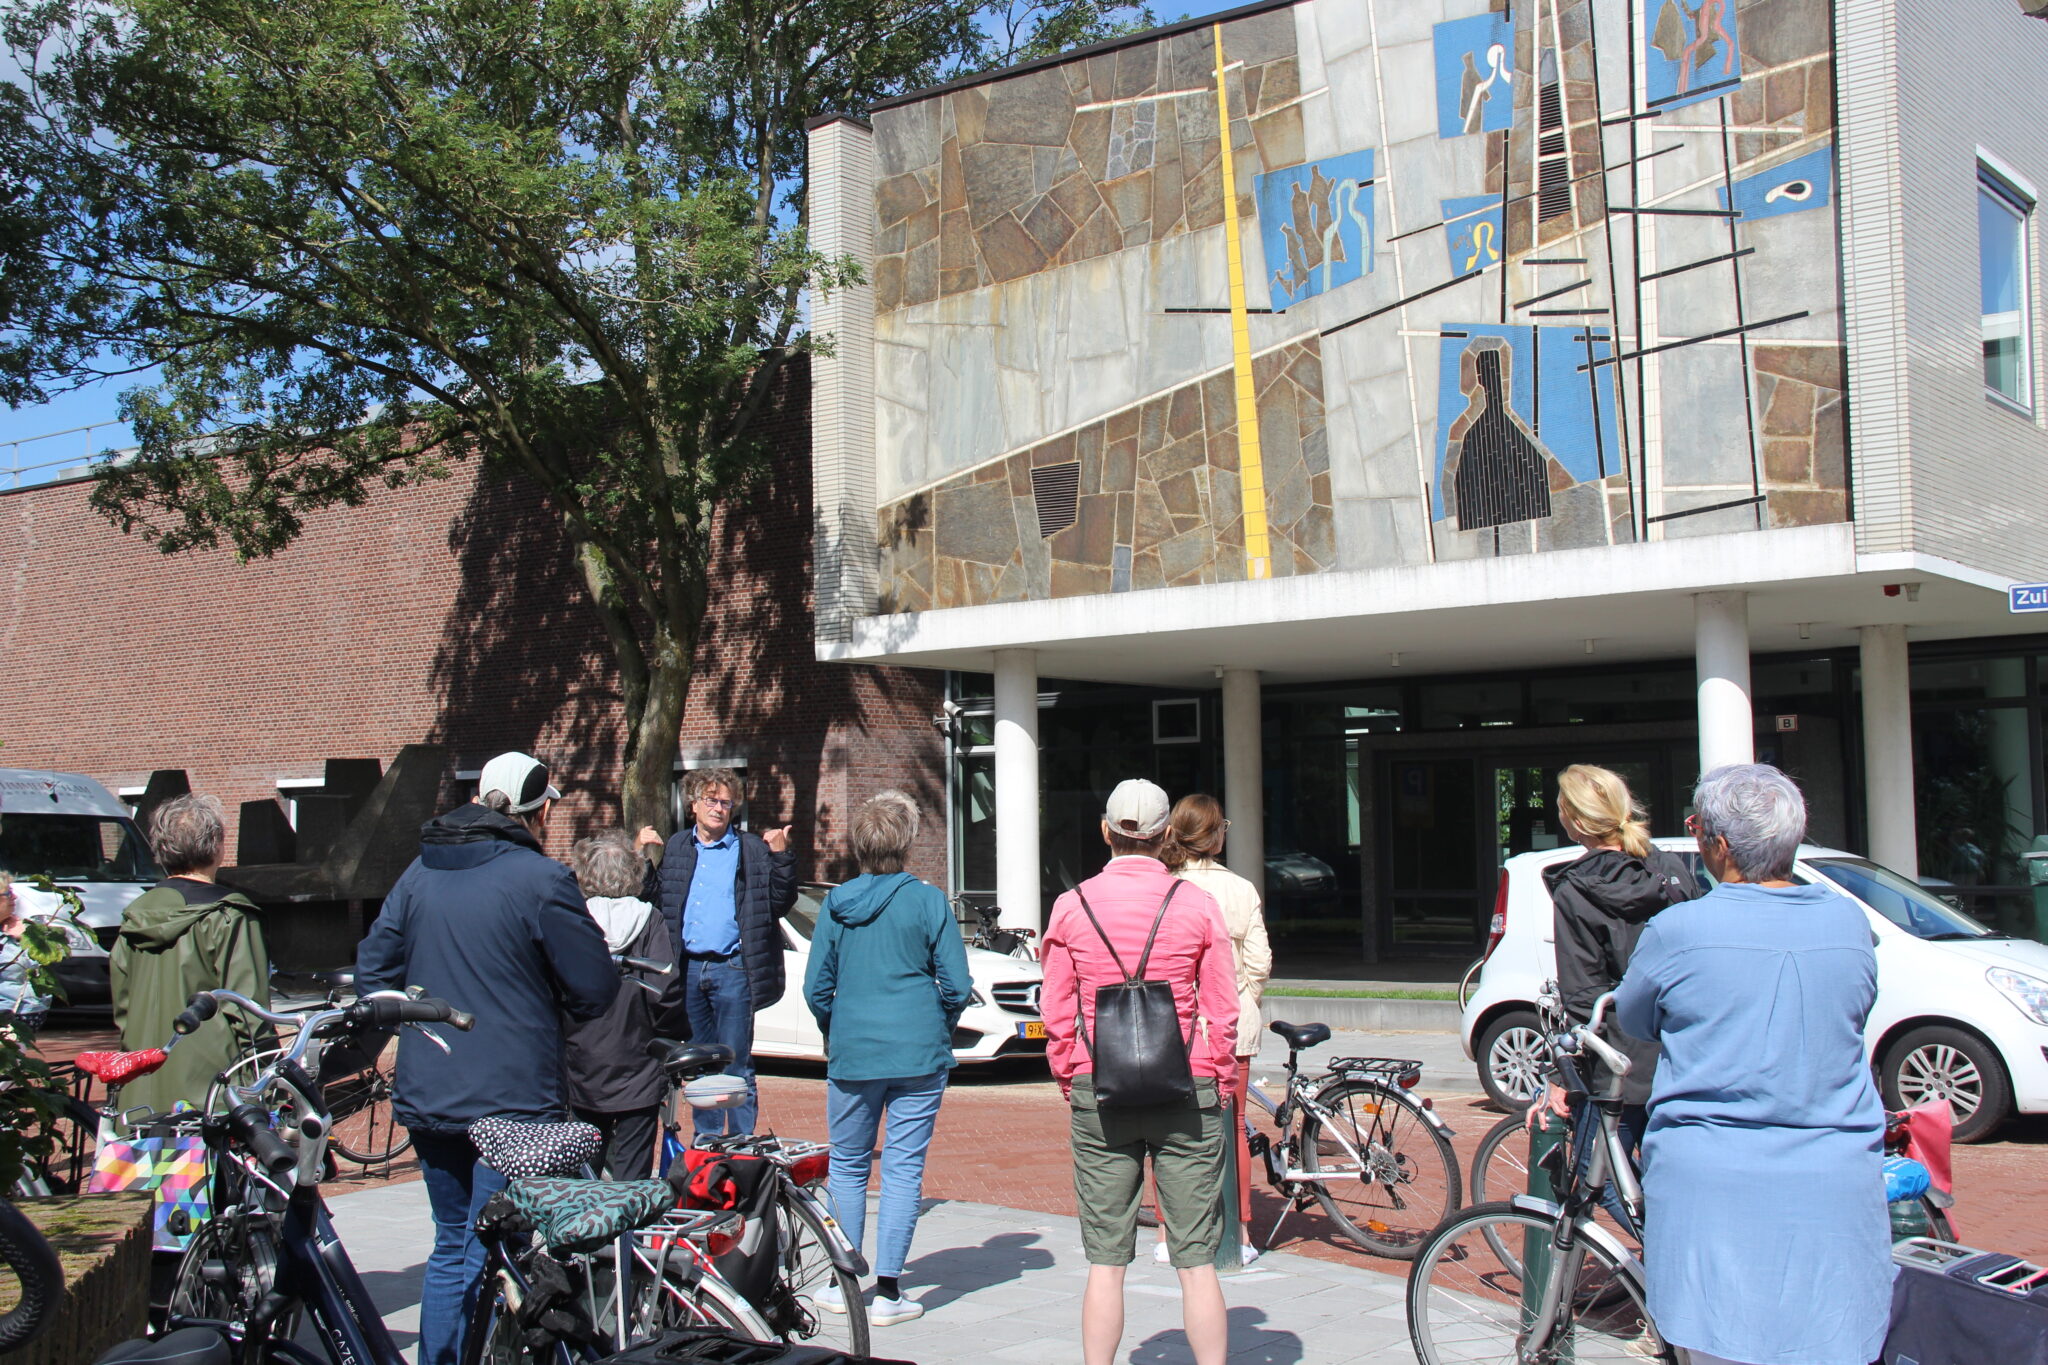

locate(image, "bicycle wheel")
[[168, 1209, 298, 1344], [637, 1260, 774, 1340], [0, 1197, 64, 1352], [774, 1190, 870, 1358], [327, 1045, 412, 1166], [462, 1266, 524, 1365], [1409, 1201, 1662, 1365], [1301, 1080, 1460, 1259]]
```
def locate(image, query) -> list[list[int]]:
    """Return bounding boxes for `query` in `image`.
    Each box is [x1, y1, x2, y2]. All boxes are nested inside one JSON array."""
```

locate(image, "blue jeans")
[[414, 1130, 509, 1365], [685, 956, 757, 1137], [824, 1071, 948, 1280]]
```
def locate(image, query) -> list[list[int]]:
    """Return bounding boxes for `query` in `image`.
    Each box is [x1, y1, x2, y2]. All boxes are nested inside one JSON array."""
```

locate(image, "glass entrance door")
[[1490, 753, 1667, 869], [1382, 758, 1483, 955]]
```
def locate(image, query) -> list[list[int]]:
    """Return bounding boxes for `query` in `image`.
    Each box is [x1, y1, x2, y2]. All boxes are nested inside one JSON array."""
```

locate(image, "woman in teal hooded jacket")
[[803, 791, 972, 1329]]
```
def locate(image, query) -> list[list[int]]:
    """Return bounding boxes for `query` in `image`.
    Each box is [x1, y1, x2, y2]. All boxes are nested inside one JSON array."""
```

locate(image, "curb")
[[1261, 994, 1462, 1033]]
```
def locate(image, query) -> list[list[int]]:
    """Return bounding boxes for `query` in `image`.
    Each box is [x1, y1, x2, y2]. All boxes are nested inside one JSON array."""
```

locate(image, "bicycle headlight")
[[1987, 966, 2048, 1026]]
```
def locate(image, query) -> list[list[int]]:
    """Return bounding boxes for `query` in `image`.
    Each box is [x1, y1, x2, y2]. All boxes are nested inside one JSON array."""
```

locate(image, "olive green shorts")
[[1067, 1075, 1224, 1268]]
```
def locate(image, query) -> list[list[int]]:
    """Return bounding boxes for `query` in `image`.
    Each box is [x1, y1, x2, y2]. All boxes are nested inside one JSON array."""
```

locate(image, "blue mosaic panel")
[[1256, 148, 1375, 312], [1442, 196, 1504, 278], [1434, 13, 1516, 139], [1644, 0, 1742, 110], [1432, 325, 1623, 523], [1719, 144, 1834, 223]]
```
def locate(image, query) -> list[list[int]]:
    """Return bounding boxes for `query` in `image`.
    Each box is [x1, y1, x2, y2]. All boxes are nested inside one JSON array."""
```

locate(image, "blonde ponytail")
[[1557, 764, 1653, 858]]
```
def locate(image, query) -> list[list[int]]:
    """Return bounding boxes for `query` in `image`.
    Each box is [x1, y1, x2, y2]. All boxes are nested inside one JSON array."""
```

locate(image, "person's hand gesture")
[[635, 826, 664, 851], [762, 825, 794, 853]]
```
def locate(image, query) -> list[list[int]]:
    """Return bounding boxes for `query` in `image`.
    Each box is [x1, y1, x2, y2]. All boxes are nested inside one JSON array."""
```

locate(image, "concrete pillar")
[[806, 116, 877, 643], [1695, 591, 1754, 774], [1221, 668, 1265, 899], [1860, 624, 1919, 877], [993, 648, 1042, 932]]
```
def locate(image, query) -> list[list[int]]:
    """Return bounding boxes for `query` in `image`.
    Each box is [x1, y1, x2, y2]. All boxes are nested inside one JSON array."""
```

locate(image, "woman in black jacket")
[[565, 830, 687, 1178], [1532, 764, 1699, 1198]]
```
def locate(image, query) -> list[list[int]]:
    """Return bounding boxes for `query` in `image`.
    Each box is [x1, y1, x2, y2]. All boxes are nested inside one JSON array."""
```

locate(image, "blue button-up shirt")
[[681, 829, 742, 957]]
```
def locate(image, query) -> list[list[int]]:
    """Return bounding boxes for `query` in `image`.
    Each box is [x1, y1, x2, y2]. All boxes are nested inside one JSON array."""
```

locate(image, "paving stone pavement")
[[323, 1182, 1422, 1364]]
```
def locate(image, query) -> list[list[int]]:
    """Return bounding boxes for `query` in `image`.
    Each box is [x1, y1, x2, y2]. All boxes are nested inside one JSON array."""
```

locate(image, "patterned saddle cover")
[[504, 1177, 676, 1254], [470, 1116, 603, 1178]]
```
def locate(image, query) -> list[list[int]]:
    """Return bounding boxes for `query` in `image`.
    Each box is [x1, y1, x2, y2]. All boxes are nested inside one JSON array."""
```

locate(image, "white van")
[[1462, 837, 2048, 1142], [0, 768, 163, 1006]]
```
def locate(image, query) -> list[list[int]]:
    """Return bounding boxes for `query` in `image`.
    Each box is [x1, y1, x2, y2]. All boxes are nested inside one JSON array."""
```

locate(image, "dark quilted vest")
[[653, 830, 790, 1012]]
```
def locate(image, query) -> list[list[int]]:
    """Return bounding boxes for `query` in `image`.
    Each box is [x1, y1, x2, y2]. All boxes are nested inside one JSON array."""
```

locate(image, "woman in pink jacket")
[[1041, 779, 1239, 1365]]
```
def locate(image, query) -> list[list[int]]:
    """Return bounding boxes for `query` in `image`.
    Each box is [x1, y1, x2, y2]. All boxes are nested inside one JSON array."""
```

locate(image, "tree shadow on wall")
[[693, 359, 946, 883], [424, 462, 623, 827]]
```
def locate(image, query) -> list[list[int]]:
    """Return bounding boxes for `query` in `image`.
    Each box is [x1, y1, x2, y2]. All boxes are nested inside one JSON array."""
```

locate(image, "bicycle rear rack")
[[1327, 1057, 1424, 1084]]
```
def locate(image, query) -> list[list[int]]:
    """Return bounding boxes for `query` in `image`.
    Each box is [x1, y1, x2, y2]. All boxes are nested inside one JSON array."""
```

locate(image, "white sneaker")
[[1239, 1243, 1261, 1266], [1152, 1240, 1171, 1264], [817, 1283, 847, 1314], [869, 1294, 924, 1327]]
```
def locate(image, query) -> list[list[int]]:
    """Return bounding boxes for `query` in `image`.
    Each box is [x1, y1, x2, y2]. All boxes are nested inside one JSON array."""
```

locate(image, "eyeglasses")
[[696, 796, 735, 811]]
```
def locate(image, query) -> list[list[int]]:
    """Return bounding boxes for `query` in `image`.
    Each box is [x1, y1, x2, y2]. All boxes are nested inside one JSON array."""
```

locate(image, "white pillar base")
[[993, 649, 1042, 932], [1695, 591, 1754, 775], [1860, 624, 1918, 877], [1221, 668, 1265, 899]]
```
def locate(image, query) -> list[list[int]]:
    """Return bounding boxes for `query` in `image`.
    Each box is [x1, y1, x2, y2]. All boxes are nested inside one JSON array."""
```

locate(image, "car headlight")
[[1988, 967, 2048, 1026]]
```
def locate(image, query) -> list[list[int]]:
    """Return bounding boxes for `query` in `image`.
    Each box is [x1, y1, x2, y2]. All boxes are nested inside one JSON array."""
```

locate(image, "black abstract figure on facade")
[[1449, 346, 1553, 531]]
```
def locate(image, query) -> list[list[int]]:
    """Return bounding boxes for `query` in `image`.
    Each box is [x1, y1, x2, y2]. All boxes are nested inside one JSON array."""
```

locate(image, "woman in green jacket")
[[110, 794, 273, 1119]]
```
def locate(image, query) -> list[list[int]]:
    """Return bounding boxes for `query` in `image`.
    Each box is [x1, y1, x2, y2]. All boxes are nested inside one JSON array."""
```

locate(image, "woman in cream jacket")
[[1166, 793, 1272, 1257]]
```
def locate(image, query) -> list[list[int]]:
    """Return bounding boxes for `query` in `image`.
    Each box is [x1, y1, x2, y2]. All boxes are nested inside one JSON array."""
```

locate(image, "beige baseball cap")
[[1104, 778, 1171, 840]]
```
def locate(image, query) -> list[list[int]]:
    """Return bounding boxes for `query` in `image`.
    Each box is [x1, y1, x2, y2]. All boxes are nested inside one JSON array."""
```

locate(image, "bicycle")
[[1243, 1019, 1460, 1260], [0, 1194, 64, 1352], [462, 1041, 776, 1365], [684, 1131, 870, 1357], [1406, 991, 1665, 1365], [957, 896, 1038, 960]]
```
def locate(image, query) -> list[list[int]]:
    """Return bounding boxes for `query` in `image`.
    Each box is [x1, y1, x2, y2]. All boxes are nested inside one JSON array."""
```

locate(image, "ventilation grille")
[[1031, 462, 1081, 538], [1536, 78, 1572, 221]]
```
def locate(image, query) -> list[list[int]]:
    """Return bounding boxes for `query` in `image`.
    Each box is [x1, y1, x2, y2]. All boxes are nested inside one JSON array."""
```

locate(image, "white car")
[[752, 886, 1047, 1065], [1462, 838, 2048, 1142]]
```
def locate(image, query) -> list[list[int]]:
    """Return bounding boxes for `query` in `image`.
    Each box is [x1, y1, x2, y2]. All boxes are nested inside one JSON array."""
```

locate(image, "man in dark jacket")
[[635, 766, 796, 1137], [357, 752, 617, 1365]]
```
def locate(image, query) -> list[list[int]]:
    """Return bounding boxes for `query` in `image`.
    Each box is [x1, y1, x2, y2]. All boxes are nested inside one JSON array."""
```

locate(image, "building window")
[[1979, 169, 2033, 410]]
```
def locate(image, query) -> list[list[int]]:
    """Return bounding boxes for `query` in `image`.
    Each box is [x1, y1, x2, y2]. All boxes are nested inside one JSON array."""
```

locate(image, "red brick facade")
[[0, 360, 947, 888]]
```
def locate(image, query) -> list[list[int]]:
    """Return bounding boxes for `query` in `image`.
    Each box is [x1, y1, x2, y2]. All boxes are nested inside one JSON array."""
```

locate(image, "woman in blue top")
[[804, 790, 973, 1330], [1615, 764, 1890, 1365]]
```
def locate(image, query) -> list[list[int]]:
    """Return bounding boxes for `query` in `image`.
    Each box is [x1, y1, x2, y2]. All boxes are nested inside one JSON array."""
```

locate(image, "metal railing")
[[3, 421, 126, 488]]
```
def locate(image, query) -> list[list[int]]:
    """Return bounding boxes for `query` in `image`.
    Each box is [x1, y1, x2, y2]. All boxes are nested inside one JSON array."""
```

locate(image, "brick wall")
[[0, 359, 947, 888]]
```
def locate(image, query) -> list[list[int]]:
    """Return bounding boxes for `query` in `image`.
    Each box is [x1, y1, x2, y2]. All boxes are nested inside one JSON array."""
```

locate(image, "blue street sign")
[[2011, 583, 2048, 613]]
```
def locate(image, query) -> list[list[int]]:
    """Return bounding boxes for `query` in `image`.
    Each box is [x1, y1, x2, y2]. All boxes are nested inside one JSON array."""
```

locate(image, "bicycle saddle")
[[271, 966, 356, 995], [74, 1048, 169, 1084], [503, 1177, 678, 1254], [470, 1116, 603, 1178], [98, 1327, 234, 1365], [649, 1039, 736, 1079], [1268, 1020, 1332, 1051]]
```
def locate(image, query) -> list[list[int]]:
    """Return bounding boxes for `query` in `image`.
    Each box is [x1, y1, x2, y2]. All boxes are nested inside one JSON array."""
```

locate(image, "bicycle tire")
[[327, 1046, 412, 1167], [1408, 1201, 1662, 1365], [1458, 956, 1486, 1010], [775, 1190, 870, 1358], [0, 1197, 64, 1352], [1300, 1079, 1460, 1259], [1470, 1112, 1539, 1275]]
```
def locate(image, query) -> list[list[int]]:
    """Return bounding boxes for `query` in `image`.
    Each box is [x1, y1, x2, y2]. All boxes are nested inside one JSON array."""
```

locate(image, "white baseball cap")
[[1104, 778, 1171, 840], [477, 751, 561, 814]]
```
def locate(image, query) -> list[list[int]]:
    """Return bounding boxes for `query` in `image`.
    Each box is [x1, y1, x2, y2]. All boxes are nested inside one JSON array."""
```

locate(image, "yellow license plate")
[[1017, 1021, 1047, 1040]]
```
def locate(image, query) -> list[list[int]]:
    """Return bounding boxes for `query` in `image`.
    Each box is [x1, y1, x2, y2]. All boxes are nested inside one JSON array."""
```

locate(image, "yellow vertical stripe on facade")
[[1212, 23, 1271, 581]]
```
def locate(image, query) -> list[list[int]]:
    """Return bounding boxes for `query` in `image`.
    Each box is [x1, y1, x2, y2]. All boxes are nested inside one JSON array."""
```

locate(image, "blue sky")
[[0, 0, 1246, 477]]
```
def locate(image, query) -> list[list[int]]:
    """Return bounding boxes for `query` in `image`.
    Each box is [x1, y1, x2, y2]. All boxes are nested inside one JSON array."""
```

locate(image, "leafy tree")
[[2, 0, 1146, 832]]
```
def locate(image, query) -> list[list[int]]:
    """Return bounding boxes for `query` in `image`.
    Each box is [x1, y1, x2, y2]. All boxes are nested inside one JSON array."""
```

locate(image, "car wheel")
[[1477, 1009, 1547, 1112], [1881, 1025, 2012, 1144]]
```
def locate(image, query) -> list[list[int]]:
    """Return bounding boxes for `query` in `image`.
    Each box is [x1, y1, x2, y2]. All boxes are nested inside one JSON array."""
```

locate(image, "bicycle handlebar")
[[227, 1104, 297, 1177], [1586, 991, 1617, 1036], [618, 955, 670, 974]]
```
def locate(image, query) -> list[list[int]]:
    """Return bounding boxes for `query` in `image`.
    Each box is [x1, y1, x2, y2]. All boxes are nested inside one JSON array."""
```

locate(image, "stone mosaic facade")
[[879, 340, 1332, 610], [846, 0, 1851, 615], [870, 9, 1303, 313]]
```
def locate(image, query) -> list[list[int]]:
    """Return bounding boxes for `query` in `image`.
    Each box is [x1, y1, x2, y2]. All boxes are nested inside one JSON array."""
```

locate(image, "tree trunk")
[[619, 628, 694, 837]]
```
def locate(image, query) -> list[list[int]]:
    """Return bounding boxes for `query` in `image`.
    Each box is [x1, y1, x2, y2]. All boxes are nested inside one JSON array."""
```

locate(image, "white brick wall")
[[1853, 0, 2048, 580], [807, 117, 879, 643]]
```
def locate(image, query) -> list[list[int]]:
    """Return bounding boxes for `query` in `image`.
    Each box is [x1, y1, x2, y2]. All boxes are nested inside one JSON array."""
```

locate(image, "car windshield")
[[785, 902, 821, 942], [1806, 857, 1999, 940], [0, 814, 162, 883]]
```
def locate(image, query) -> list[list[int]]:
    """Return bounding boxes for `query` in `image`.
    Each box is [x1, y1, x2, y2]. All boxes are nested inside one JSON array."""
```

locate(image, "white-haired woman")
[[803, 791, 972, 1328], [1614, 764, 1890, 1365], [564, 830, 685, 1178]]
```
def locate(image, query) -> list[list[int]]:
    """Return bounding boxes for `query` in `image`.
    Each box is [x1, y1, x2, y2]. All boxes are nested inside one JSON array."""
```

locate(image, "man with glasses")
[[638, 767, 796, 1136]]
